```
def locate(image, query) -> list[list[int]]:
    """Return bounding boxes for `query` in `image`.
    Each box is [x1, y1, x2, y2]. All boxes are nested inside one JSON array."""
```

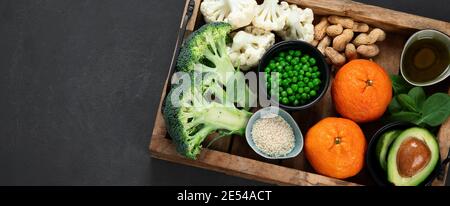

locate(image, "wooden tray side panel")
[[150, 137, 359, 186], [287, 0, 450, 35]]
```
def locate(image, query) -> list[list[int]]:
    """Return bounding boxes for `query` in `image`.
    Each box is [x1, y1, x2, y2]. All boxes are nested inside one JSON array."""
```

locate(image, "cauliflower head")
[[200, 0, 257, 30], [227, 26, 275, 71], [276, 5, 314, 42], [252, 0, 289, 31]]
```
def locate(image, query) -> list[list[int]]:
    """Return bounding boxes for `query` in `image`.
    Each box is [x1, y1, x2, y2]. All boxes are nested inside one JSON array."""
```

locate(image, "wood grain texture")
[[150, 137, 359, 186], [287, 0, 450, 35], [149, 0, 450, 186]]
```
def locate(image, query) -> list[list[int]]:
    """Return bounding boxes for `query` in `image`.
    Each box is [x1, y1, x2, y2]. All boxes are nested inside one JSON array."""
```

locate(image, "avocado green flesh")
[[376, 130, 402, 171], [387, 127, 439, 186]]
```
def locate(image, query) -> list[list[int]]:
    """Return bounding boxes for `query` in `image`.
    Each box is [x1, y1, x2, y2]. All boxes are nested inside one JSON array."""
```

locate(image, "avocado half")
[[376, 130, 402, 171], [387, 127, 439, 186]]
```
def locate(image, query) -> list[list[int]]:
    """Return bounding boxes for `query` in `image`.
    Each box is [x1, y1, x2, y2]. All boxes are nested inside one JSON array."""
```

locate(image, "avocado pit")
[[396, 137, 431, 178]]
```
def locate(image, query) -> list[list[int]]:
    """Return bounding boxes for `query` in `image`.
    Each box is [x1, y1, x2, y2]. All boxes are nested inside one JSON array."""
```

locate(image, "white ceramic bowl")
[[400, 29, 450, 86]]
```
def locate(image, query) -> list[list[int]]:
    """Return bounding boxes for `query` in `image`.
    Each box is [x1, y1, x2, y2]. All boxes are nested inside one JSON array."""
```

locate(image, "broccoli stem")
[[202, 103, 251, 134]]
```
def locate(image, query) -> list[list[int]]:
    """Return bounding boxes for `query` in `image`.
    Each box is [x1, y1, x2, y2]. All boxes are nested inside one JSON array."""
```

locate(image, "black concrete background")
[[0, 0, 448, 185]]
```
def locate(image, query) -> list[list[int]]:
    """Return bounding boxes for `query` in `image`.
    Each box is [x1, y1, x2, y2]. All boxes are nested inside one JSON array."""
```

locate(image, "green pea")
[[306, 94, 311, 99], [310, 90, 317, 96], [281, 91, 288, 97], [287, 88, 293, 95], [286, 55, 293, 61], [312, 66, 319, 71], [302, 64, 309, 71], [288, 71, 294, 77], [301, 93, 308, 100], [304, 77, 310, 83], [292, 84, 298, 91], [279, 52, 286, 57], [301, 57, 308, 63], [308, 82, 314, 88], [298, 87, 304, 94], [294, 65, 301, 71], [294, 50, 301, 57], [288, 96, 295, 103], [293, 71, 298, 76], [298, 82, 305, 87], [305, 72, 312, 77], [293, 99, 300, 106], [282, 80, 289, 87], [304, 87, 310, 93], [270, 59, 276, 64], [286, 65, 293, 71], [311, 73, 318, 78], [304, 54, 310, 59], [299, 70, 305, 75], [309, 58, 316, 65], [265, 67, 271, 72], [288, 50, 295, 56], [281, 97, 289, 105], [316, 71, 321, 76], [277, 65, 283, 71], [313, 78, 321, 86]]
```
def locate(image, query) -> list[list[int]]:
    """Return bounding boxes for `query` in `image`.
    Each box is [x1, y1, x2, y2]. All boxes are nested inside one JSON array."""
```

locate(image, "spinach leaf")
[[408, 87, 426, 110], [388, 96, 402, 113], [418, 93, 450, 127], [389, 111, 422, 123], [390, 74, 413, 95], [397, 94, 419, 112]]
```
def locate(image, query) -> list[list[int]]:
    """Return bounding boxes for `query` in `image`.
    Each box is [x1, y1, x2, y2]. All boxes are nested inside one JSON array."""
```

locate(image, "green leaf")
[[390, 74, 413, 95], [388, 96, 402, 113], [418, 93, 450, 127], [397, 94, 419, 112], [389, 111, 422, 123], [408, 87, 426, 110]]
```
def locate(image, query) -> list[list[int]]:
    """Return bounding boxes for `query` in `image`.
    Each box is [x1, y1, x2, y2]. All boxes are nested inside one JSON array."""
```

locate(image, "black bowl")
[[258, 40, 330, 111], [366, 121, 442, 186]]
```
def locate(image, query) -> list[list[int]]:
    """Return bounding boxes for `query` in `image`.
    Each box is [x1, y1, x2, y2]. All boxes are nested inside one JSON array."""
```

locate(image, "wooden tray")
[[149, 0, 450, 186]]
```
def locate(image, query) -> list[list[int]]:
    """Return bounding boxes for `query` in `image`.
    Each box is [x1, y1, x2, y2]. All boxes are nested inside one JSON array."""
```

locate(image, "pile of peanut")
[[312, 15, 386, 68]]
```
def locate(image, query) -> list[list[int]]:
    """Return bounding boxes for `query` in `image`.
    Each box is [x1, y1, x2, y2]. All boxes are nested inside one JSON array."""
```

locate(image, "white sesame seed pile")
[[251, 116, 295, 157]]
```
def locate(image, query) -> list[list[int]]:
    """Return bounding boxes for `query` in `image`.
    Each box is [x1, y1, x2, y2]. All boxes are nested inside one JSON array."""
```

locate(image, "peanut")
[[332, 29, 354, 52], [325, 47, 346, 66], [352, 22, 369, 33], [326, 24, 343, 37], [357, 44, 380, 57], [314, 17, 329, 40], [353, 28, 386, 46], [345, 43, 358, 61], [311, 39, 319, 47], [328, 15, 354, 29], [317, 36, 331, 54]]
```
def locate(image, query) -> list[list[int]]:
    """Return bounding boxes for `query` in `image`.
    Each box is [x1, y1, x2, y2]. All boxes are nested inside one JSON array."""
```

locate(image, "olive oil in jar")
[[402, 38, 449, 83]]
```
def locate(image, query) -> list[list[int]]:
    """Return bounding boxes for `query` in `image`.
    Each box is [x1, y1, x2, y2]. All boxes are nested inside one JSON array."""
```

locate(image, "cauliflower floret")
[[252, 0, 290, 31], [276, 5, 314, 42], [200, 0, 257, 30], [227, 26, 275, 71]]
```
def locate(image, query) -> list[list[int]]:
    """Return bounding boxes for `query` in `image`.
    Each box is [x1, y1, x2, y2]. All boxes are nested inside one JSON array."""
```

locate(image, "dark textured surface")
[[0, 0, 448, 185]]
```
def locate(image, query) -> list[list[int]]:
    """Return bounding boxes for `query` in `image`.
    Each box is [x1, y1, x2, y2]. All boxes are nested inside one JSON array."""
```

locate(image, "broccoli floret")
[[163, 83, 251, 159], [177, 22, 255, 109]]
